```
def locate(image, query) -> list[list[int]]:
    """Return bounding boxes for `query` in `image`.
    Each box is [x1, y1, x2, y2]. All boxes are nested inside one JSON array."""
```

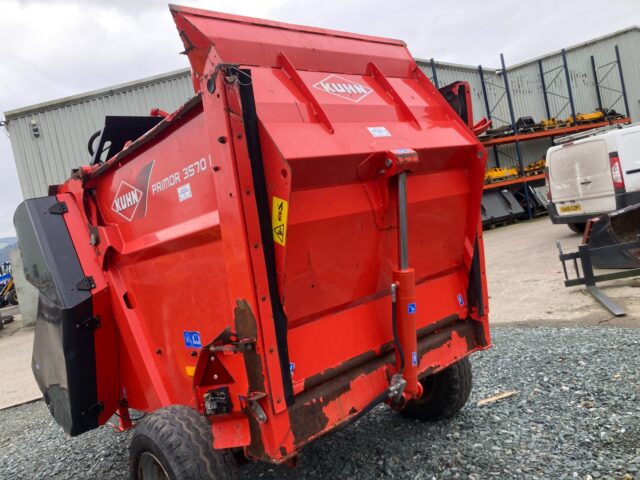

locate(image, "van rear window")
[[620, 131, 640, 170], [550, 140, 608, 180]]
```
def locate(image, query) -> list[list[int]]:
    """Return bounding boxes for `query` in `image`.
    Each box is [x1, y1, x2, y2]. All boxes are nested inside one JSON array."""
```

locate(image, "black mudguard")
[[14, 196, 99, 436]]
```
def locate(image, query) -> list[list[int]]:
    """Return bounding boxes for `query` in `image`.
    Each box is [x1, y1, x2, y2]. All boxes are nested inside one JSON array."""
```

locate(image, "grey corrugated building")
[[4, 27, 639, 199], [4, 69, 193, 199]]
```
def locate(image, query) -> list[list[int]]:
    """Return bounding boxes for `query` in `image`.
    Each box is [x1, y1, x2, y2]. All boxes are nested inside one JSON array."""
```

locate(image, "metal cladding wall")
[[5, 69, 193, 199], [483, 28, 640, 171], [421, 28, 640, 171], [4, 27, 640, 198]]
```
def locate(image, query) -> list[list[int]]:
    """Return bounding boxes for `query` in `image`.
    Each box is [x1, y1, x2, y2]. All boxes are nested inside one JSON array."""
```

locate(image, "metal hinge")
[[81, 401, 104, 416], [75, 316, 100, 330], [76, 276, 96, 291], [48, 201, 68, 215], [209, 337, 256, 354], [243, 392, 267, 423]]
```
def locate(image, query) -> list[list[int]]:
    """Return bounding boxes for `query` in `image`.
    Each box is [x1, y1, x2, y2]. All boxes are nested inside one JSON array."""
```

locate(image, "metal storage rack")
[[477, 47, 631, 223]]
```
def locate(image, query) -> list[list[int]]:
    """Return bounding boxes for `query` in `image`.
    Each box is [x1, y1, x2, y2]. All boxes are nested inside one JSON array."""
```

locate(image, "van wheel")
[[400, 357, 472, 421], [568, 223, 586, 234], [129, 405, 238, 480]]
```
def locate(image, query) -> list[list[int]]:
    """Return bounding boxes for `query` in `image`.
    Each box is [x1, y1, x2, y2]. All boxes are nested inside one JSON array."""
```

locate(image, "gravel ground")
[[1, 326, 638, 480]]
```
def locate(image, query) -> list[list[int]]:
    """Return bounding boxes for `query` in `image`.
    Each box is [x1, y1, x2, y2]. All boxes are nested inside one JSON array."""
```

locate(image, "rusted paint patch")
[[290, 399, 329, 445], [291, 342, 398, 445], [290, 318, 479, 447], [303, 315, 460, 392], [234, 299, 265, 393], [416, 314, 458, 338], [233, 299, 266, 460], [290, 366, 356, 444], [303, 348, 383, 391], [471, 318, 489, 347], [246, 414, 265, 461]]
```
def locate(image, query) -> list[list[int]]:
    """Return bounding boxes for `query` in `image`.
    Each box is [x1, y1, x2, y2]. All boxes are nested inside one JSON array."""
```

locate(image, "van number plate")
[[559, 203, 583, 213]]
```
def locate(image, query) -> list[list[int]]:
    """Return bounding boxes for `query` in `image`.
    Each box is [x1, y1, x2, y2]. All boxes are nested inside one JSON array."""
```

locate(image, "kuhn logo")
[[312, 75, 373, 102], [109, 161, 154, 222], [111, 181, 143, 221]]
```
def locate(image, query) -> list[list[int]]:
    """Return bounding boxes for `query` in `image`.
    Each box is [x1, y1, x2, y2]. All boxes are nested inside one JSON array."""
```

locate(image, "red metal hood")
[[170, 4, 413, 79]]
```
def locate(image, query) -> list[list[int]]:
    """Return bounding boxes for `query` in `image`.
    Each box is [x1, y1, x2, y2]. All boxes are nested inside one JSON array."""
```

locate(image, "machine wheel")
[[400, 357, 472, 421], [568, 223, 586, 234], [8, 290, 17, 306], [129, 405, 238, 480]]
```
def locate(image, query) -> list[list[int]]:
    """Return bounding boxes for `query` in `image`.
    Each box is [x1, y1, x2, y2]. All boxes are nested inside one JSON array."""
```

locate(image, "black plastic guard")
[[237, 69, 295, 406], [90, 115, 162, 165], [14, 196, 99, 436]]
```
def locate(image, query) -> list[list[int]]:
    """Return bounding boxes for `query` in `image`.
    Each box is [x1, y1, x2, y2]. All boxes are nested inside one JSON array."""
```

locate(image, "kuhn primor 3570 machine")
[[15, 5, 490, 479]]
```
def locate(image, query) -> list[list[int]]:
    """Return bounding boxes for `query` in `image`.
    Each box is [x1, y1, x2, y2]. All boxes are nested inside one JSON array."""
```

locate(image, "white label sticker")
[[177, 183, 192, 202], [367, 126, 391, 137]]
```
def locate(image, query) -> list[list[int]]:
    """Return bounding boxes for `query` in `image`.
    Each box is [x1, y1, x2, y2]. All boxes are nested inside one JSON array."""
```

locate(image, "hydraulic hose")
[[87, 130, 101, 156]]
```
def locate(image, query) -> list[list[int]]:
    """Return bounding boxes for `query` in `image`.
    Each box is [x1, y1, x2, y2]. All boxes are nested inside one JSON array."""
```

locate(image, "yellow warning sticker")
[[272, 196, 288, 246], [185, 365, 195, 377]]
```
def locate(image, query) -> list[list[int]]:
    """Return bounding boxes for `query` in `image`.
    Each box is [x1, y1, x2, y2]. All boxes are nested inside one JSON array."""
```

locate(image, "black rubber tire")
[[129, 405, 238, 480], [400, 357, 472, 422], [568, 223, 586, 234], [8, 290, 17, 305]]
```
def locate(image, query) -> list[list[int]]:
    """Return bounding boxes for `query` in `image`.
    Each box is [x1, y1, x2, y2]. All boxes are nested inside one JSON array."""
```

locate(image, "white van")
[[546, 124, 640, 233]]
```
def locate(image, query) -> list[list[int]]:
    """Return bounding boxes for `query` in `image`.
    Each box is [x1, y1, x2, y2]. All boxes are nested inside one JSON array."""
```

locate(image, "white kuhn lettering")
[[318, 82, 369, 95], [113, 190, 140, 212], [312, 74, 373, 103], [111, 181, 143, 222]]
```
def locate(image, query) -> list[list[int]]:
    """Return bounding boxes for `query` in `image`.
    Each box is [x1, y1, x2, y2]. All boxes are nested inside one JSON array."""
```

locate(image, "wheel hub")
[[138, 452, 170, 480]]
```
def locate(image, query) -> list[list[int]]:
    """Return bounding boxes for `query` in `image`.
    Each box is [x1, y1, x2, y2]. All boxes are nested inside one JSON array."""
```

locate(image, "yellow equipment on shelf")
[[525, 158, 546, 174], [485, 167, 519, 183], [565, 110, 605, 124], [540, 118, 558, 129]]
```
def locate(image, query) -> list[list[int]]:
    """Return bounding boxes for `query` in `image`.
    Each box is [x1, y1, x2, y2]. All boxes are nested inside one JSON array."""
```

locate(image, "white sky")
[[1, 0, 639, 236]]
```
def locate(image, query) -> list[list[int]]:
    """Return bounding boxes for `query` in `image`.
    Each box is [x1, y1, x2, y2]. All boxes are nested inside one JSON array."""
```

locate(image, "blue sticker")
[[289, 362, 296, 376], [183, 331, 202, 348], [408, 303, 416, 314], [412, 351, 418, 366], [457, 293, 465, 307]]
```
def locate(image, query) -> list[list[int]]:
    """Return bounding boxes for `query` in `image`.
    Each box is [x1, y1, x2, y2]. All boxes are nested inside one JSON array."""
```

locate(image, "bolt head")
[[385, 158, 393, 168]]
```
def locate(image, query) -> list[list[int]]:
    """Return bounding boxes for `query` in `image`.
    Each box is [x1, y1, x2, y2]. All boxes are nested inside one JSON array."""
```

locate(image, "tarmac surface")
[[0, 307, 39, 410], [485, 217, 640, 327]]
